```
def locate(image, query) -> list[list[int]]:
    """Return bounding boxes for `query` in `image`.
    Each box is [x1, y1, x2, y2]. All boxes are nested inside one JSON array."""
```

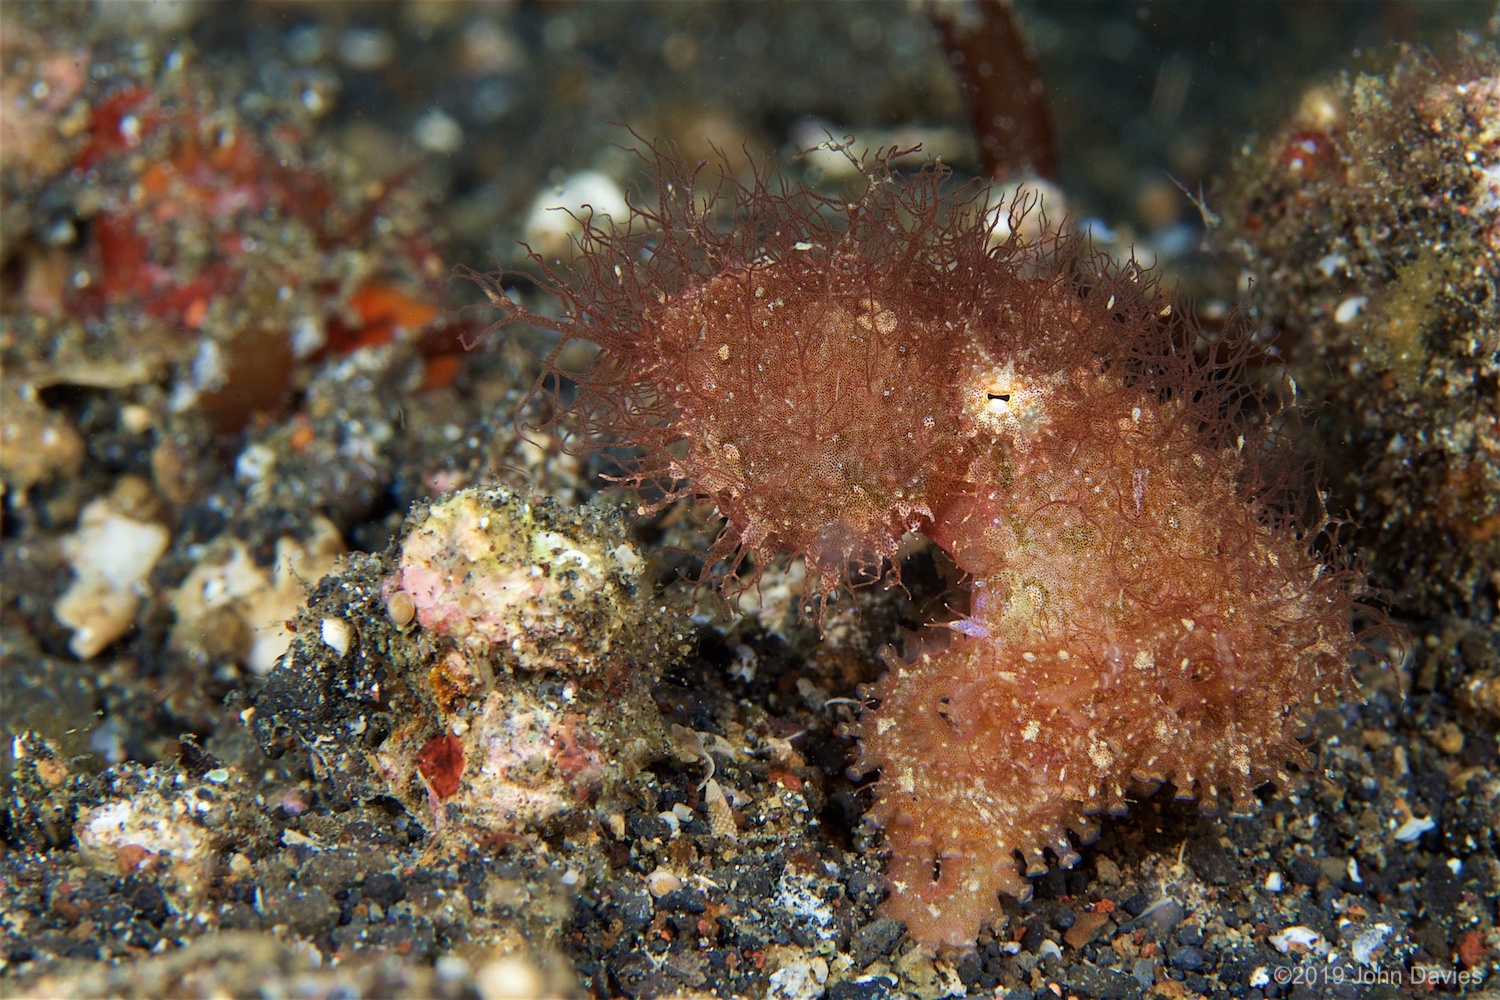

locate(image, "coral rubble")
[[1221, 42, 1500, 620]]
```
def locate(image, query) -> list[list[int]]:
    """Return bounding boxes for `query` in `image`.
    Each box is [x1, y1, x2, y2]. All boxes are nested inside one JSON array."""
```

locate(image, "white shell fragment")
[[1350, 923, 1393, 965], [320, 617, 353, 656], [1333, 295, 1367, 324], [170, 517, 344, 675], [1393, 815, 1437, 842], [1270, 926, 1328, 955], [54, 499, 170, 659], [646, 869, 683, 898]]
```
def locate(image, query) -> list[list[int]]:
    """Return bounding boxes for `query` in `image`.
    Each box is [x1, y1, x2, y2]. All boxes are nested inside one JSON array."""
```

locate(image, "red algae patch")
[[388, 686, 608, 835], [415, 734, 465, 799]]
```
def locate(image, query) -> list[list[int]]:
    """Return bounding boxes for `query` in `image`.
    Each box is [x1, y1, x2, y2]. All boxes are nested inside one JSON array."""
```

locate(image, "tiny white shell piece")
[[321, 617, 352, 656], [1333, 295, 1367, 325], [647, 869, 683, 897], [1393, 815, 1436, 842], [1270, 926, 1326, 955]]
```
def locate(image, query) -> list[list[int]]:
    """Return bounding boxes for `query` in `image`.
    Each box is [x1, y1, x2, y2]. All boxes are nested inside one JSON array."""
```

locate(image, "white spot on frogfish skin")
[[1088, 740, 1114, 769], [947, 618, 991, 639]]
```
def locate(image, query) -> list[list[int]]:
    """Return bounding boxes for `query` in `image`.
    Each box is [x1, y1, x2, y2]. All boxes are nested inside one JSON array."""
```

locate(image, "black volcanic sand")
[[2, 4, 1495, 998]]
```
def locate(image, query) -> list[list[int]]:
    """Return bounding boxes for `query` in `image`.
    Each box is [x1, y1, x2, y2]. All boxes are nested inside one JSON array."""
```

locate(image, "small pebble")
[[523, 170, 629, 260], [657, 888, 706, 914], [337, 27, 394, 70], [1429, 721, 1464, 755], [1169, 944, 1210, 972], [1063, 910, 1110, 949], [1137, 898, 1187, 939], [119, 404, 155, 434], [414, 108, 464, 155], [475, 956, 545, 1000], [362, 872, 404, 908], [1288, 858, 1321, 886]]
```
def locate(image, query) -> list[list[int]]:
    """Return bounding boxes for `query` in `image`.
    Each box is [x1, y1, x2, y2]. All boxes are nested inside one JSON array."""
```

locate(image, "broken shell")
[[385, 588, 416, 628], [647, 869, 683, 897]]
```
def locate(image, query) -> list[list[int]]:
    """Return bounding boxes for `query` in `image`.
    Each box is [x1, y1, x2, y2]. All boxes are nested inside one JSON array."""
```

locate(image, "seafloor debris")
[[54, 486, 170, 659], [257, 487, 686, 844], [170, 516, 343, 675], [1221, 41, 1500, 620], [391, 487, 659, 673]]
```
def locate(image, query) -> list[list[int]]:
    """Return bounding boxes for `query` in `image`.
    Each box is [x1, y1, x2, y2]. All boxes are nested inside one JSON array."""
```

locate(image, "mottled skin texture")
[[645, 260, 971, 588], [481, 150, 1362, 952], [474, 152, 1029, 598], [856, 282, 1358, 946]]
